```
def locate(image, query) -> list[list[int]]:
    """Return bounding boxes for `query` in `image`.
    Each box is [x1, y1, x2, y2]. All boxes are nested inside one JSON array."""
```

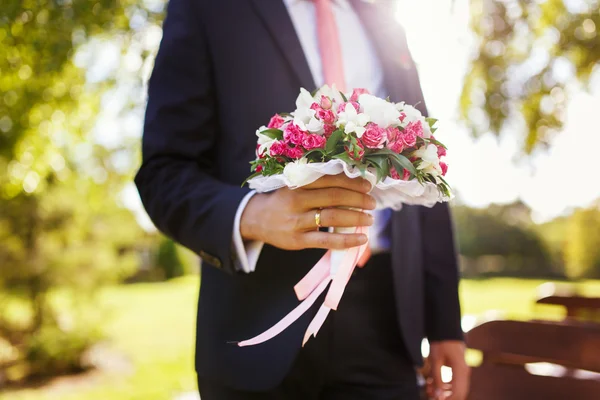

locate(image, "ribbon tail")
[[302, 304, 331, 347], [324, 227, 370, 311], [238, 277, 331, 347], [294, 251, 332, 301]]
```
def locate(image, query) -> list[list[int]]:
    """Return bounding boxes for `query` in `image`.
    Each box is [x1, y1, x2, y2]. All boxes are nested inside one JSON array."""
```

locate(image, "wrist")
[[240, 193, 268, 242]]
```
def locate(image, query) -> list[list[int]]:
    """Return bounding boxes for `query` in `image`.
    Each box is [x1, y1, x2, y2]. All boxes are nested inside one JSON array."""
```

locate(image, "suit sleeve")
[[135, 0, 249, 274], [421, 203, 463, 342]]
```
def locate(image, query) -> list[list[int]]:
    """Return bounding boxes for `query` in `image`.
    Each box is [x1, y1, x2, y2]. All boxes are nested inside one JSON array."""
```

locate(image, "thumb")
[[431, 358, 445, 400]]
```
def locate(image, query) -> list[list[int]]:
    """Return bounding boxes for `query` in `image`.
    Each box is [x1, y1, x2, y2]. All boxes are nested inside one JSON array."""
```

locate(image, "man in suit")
[[135, 0, 469, 399]]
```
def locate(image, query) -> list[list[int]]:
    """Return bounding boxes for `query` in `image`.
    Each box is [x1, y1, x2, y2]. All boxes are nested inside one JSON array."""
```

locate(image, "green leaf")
[[392, 153, 416, 175], [365, 155, 390, 182], [374, 149, 417, 176], [438, 175, 451, 189], [357, 163, 367, 177], [279, 112, 293, 117], [426, 136, 447, 150], [339, 91, 348, 102], [325, 129, 344, 154], [304, 149, 326, 162], [425, 117, 438, 127], [259, 128, 283, 140], [438, 183, 451, 198], [333, 152, 355, 166]]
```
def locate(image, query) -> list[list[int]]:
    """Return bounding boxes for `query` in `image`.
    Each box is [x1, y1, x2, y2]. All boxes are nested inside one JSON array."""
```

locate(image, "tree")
[[461, 0, 600, 153], [453, 202, 554, 277], [0, 0, 163, 380], [564, 205, 600, 279]]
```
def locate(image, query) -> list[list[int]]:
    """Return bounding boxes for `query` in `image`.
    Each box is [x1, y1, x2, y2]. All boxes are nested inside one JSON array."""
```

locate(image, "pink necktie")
[[315, 0, 371, 266], [315, 0, 347, 92]]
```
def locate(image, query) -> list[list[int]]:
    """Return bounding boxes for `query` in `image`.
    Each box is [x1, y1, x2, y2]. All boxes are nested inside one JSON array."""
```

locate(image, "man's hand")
[[240, 174, 375, 250], [427, 340, 470, 400]]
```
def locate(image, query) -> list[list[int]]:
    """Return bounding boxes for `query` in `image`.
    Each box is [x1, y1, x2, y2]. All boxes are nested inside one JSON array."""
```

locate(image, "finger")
[[447, 365, 470, 400], [303, 174, 372, 193], [298, 188, 376, 210], [301, 231, 368, 250], [431, 360, 445, 400], [300, 208, 374, 231]]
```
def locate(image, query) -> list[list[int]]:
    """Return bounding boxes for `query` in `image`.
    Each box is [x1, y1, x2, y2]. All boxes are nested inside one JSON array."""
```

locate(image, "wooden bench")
[[536, 292, 600, 323], [466, 320, 600, 400]]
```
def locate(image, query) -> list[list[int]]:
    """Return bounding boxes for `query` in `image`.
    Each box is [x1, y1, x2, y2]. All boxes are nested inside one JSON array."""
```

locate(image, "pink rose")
[[285, 145, 304, 159], [350, 88, 370, 102], [405, 120, 424, 138], [388, 139, 404, 153], [284, 123, 307, 146], [361, 123, 386, 149], [437, 145, 447, 158], [440, 162, 448, 176], [431, 136, 447, 157], [337, 101, 360, 114], [269, 141, 287, 157], [302, 134, 326, 150], [399, 112, 406, 123], [390, 167, 411, 180], [310, 102, 320, 111], [255, 164, 263, 173], [267, 114, 285, 129], [316, 108, 336, 124], [320, 95, 332, 110], [386, 127, 401, 143], [401, 129, 417, 148], [344, 140, 365, 161], [323, 124, 336, 138]]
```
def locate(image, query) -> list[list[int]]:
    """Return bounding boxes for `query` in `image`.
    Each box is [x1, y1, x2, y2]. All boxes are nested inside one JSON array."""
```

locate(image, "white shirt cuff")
[[232, 190, 264, 273]]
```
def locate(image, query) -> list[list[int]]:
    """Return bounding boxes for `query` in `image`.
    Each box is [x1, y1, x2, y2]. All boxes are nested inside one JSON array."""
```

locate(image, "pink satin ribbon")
[[238, 226, 369, 347]]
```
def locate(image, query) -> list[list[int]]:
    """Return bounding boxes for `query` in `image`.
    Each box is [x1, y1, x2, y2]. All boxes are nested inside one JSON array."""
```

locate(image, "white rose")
[[398, 103, 423, 121], [283, 158, 309, 186], [359, 94, 401, 127], [421, 119, 433, 139], [293, 106, 324, 134], [256, 126, 276, 154], [414, 144, 441, 171], [314, 84, 345, 105], [295, 88, 315, 110]]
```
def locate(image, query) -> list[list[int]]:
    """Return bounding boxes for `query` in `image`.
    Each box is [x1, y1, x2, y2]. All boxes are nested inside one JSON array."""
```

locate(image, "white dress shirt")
[[233, 0, 391, 273]]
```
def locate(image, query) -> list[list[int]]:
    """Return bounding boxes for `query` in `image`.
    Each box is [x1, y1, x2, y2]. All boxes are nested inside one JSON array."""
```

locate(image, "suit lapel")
[[249, 0, 316, 90]]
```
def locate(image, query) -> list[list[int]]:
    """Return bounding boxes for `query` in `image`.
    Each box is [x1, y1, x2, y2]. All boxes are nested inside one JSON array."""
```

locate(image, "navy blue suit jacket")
[[135, 0, 462, 391]]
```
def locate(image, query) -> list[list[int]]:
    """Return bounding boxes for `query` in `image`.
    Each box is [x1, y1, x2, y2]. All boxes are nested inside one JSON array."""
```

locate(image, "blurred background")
[[0, 0, 599, 399]]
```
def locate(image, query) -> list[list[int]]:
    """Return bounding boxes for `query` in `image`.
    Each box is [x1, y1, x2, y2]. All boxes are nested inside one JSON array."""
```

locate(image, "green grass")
[[1, 276, 599, 400], [0, 276, 200, 400]]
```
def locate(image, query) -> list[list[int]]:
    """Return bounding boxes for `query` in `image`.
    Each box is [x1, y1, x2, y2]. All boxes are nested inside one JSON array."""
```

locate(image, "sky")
[[111, 0, 600, 230], [396, 0, 600, 222]]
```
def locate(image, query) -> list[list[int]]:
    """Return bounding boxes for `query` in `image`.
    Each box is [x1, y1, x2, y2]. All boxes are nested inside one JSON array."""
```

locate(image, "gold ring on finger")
[[315, 209, 323, 228]]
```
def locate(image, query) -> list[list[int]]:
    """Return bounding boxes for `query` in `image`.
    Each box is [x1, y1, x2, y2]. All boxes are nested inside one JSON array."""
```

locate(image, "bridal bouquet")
[[238, 85, 452, 347]]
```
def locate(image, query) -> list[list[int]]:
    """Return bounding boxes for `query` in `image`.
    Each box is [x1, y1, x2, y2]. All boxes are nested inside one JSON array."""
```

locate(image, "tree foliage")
[[0, 0, 164, 380], [461, 0, 600, 153], [453, 201, 555, 277], [564, 204, 600, 279]]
